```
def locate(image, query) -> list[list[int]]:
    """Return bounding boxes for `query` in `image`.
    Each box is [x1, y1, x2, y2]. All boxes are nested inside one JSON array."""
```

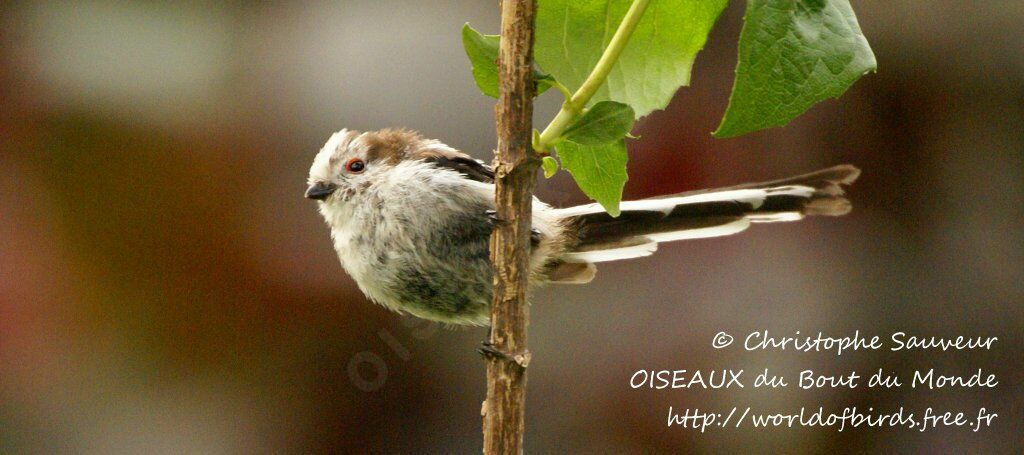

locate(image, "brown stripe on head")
[[358, 128, 424, 164]]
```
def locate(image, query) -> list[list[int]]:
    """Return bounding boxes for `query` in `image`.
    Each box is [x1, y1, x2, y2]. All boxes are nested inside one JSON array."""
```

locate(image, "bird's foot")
[[486, 210, 541, 245], [530, 228, 542, 246], [485, 210, 503, 226], [477, 340, 510, 360], [478, 340, 531, 368]]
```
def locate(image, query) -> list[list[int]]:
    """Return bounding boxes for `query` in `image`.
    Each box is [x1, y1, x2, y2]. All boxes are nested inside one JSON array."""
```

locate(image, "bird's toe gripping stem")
[[478, 340, 531, 368], [484, 210, 542, 246]]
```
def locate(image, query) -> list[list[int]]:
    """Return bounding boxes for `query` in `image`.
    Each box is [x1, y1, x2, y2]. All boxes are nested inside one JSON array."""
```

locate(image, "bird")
[[306, 128, 859, 326]]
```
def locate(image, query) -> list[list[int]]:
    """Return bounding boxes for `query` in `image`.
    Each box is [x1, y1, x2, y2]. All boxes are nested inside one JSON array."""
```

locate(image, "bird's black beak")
[[305, 182, 338, 200]]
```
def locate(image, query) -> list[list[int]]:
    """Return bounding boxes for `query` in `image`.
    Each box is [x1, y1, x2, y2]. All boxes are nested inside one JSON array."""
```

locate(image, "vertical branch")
[[483, 0, 537, 453]]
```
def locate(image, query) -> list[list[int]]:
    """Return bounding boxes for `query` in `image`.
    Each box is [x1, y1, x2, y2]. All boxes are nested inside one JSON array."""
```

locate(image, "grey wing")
[[412, 148, 495, 184], [422, 155, 494, 184]]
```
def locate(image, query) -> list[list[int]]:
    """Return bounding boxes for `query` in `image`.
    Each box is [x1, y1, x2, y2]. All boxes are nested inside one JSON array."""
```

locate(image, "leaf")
[[535, 0, 728, 117], [541, 156, 559, 178], [713, 0, 877, 138], [562, 101, 635, 145], [556, 139, 628, 216], [462, 24, 502, 98], [537, 75, 555, 95], [462, 23, 553, 98]]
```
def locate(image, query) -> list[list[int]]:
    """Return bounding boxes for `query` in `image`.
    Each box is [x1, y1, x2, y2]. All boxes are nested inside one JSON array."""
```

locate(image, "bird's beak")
[[305, 182, 338, 200]]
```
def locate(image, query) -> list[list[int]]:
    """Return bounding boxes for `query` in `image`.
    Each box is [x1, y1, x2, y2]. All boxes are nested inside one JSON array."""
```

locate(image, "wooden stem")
[[483, 0, 538, 453]]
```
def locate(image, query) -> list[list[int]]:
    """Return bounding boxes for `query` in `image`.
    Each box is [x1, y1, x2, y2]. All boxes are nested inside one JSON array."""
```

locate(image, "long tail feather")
[[555, 165, 859, 264]]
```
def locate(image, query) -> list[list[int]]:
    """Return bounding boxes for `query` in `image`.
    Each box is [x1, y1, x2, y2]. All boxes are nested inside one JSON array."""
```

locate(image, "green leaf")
[[556, 140, 628, 216], [462, 23, 502, 98], [535, 0, 728, 117], [561, 101, 635, 145], [461, 23, 553, 98], [713, 0, 877, 138], [541, 156, 559, 178]]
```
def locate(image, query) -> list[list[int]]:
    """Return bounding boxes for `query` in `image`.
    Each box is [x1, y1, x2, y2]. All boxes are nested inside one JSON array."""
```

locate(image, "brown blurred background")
[[1, 1, 1022, 453]]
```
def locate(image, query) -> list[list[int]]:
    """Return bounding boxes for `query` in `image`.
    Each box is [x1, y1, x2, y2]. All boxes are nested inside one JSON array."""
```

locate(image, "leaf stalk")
[[536, 0, 651, 151]]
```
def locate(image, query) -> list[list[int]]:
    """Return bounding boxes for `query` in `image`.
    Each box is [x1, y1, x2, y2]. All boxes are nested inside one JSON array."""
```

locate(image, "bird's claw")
[[478, 341, 509, 360], [485, 210, 503, 226], [478, 340, 531, 368]]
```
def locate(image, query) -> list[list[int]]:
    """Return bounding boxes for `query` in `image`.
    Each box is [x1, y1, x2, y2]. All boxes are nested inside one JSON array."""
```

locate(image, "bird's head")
[[305, 128, 428, 204]]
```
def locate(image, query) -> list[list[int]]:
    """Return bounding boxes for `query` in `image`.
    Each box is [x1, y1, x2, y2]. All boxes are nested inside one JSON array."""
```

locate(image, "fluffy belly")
[[385, 261, 493, 325], [341, 202, 496, 325]]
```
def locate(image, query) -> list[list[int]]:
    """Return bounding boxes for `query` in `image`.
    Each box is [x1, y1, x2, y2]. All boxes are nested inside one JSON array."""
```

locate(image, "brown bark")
[[483, 0, 538, 453]]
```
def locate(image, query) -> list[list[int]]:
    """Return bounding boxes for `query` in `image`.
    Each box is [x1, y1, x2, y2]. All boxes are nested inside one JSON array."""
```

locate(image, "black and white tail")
[[554, 165, 860, 265]]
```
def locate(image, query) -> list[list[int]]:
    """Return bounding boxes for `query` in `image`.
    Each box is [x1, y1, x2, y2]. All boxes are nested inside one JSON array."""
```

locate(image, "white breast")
[[319, 159, 566, 312]]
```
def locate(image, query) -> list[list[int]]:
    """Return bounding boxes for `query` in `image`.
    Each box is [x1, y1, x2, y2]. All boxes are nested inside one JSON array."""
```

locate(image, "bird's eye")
[[345, 158, 366, 173]]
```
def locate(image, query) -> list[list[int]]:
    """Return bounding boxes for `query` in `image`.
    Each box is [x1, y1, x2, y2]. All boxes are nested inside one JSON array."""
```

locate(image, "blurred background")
[[1, 1, 1021, 453]]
